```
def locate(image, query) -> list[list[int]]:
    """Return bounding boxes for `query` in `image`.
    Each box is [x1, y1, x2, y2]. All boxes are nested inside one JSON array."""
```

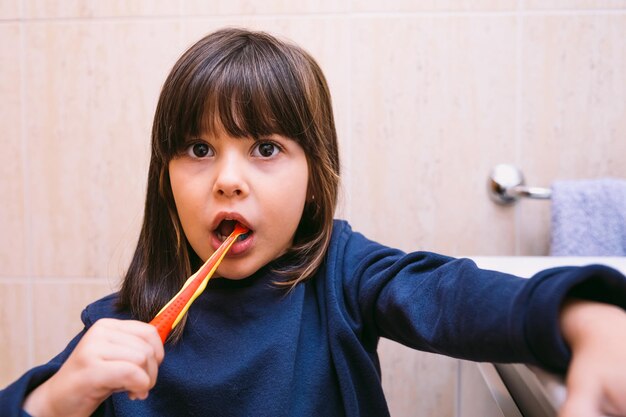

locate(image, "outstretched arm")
[[560, 299, 626, 417]]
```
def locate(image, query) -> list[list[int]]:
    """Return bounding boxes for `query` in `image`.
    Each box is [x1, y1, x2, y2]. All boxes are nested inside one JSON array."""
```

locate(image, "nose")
[[212, 152, 249, 198]]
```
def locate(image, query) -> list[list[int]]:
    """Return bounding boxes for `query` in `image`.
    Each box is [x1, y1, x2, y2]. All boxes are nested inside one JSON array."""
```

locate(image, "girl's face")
[[169, 131, 309, 279]]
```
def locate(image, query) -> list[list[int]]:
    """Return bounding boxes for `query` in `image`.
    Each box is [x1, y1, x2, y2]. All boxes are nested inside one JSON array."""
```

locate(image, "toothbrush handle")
[[149, 268, 209, 344], [149, 225, 247, 344]]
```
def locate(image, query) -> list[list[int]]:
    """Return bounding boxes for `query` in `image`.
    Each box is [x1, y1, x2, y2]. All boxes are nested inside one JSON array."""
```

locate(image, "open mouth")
[[214, 219, 252, 242]]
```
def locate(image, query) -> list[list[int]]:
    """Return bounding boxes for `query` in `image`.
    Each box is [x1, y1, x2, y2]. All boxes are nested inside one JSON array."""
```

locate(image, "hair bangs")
[[195, 43, 307, 145]]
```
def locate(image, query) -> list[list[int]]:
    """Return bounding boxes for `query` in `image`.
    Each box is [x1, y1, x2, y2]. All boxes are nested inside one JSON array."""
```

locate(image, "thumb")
[[559, 397, 596, 417], [559, 379, 600, 417]]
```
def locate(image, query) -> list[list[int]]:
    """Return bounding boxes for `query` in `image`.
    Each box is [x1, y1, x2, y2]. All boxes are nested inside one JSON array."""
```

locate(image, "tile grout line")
[[18, 2, 35, 368], [1, 8, 625, 24], [345, 11, 353, 220], [0, 276, 114, 285], [0, 7, 626, 23], [179, 0, 184, 53], [514, 0, 525, 256]]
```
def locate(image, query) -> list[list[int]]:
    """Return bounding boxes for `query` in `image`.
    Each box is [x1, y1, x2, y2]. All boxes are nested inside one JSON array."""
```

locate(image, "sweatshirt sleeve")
[[0, 296, 116, 417], [336, 226, 626, 374]]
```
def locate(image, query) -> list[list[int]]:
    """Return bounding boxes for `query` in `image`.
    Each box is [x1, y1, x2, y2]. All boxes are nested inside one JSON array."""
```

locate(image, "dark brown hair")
[[117, 28, 340, 341]]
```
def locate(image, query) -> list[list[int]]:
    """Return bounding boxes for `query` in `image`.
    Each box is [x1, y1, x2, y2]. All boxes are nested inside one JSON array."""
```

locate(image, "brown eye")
[[253, 142, 280, 158], [188, 142, 212, 158]]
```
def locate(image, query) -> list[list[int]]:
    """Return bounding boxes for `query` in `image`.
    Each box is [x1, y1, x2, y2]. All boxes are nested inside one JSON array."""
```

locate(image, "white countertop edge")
[[467, 256, 626, 278]]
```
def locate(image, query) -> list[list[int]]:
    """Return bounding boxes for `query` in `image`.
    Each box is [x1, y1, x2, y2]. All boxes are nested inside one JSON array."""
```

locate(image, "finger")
[[111, 326, 162, 382], [598, 386, 626, 417], [89, 320, 163, 368], [559, 396, 598, 417], [131, 322, 165, 364], [102, 319, 165, 363], [560, 373, 601, 417], [87, 321, 162, 388], [99, 343, 160, 388], [94, 360, 153, 400]]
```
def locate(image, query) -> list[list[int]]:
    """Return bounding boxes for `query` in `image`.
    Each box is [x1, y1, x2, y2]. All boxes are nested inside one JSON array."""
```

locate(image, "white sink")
[[469, 256, 626, 278]]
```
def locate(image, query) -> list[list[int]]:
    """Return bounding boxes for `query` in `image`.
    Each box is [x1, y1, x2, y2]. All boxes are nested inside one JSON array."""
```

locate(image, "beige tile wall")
[[350, 15, 519, 255], [1, 2, 626, 417], [0, 23, 25, 278], [0, 282, 30, 386], [519, 13, 626, 254], [32, 280, 115, 364], [24, 20, 182, 278]]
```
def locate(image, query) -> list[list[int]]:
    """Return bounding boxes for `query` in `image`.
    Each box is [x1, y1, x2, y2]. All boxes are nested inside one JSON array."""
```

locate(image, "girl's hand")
[[559, 299, 626, 417], [23, 318, 164, 417]]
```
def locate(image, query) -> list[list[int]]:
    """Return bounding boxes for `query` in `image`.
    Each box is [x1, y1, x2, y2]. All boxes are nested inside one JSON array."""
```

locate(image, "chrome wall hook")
[[488, 164, 552, 205]]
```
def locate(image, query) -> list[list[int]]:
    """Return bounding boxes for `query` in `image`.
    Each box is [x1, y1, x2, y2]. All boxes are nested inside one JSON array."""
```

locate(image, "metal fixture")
[[488, 164, 552, 205]]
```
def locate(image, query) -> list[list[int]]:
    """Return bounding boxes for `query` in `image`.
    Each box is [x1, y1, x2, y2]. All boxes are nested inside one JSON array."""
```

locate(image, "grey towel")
[[550, 178, 626, 256]]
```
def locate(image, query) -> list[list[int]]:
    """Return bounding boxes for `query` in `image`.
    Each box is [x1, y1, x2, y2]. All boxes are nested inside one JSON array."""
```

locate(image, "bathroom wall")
[[1, 1, 625, 416]]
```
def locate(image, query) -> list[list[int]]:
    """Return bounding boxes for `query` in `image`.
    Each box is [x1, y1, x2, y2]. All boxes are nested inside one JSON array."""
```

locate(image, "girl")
[[2, 27, 626, 417]]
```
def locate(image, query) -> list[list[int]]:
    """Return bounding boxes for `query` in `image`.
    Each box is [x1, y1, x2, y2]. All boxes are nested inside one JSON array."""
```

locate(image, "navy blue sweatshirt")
[[2, 220, 626, 416]]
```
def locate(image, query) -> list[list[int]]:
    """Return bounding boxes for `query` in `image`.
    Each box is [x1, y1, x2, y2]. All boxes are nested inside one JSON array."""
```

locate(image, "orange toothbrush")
[[149, 224, 249, 343]]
